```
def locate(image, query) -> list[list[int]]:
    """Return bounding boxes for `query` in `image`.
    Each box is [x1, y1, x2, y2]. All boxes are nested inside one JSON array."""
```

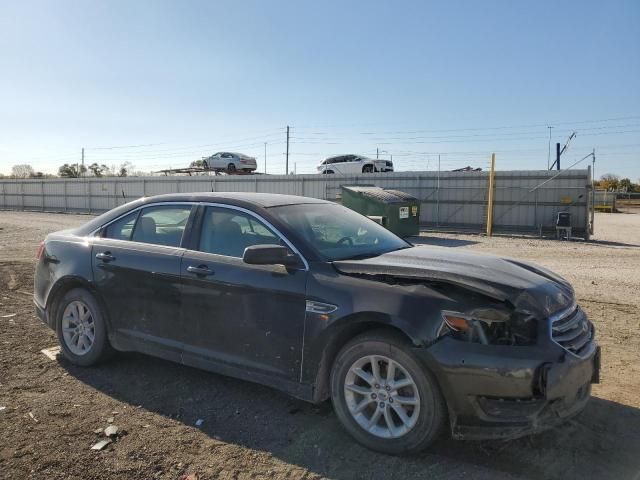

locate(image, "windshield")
[[269, 203, 410, 261]]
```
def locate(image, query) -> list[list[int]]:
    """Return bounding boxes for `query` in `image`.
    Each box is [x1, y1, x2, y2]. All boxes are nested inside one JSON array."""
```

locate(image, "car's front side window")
[[198, 207, 281, 258]]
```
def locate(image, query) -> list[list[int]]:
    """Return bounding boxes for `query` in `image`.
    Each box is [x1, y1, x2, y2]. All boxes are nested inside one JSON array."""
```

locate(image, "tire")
[[55, 288, 112, 367], [362, 164, 374, 173], [227, 163, 237, 174], [330, 331, 446, 454], [322, 170, 334, 174]]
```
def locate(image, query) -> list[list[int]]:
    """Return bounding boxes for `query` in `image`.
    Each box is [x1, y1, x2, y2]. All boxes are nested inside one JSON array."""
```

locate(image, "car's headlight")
[[441, 308, 536, 345]]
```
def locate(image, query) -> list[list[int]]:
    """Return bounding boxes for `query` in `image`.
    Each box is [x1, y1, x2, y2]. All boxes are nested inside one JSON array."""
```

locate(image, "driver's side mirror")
[[243, 245, 301, 268]]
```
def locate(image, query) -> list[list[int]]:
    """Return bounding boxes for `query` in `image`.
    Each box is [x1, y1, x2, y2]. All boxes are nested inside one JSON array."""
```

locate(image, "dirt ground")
[[1, 209, 639, 480]]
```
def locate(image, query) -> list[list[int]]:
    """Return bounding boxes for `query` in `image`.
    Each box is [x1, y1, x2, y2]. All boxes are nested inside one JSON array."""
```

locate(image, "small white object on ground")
[[41, 346, 61, 360], [91, 439, 112, 451], [104, 425, 118, 437], [195, 419, 204, 427]]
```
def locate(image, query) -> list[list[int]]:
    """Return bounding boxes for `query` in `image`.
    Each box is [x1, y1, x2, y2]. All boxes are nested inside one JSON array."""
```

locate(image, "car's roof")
[[324, 154, 372, 160], [213, 152, 252, 157], [72, 192, 330, 237], [139, 192, 329, 208]]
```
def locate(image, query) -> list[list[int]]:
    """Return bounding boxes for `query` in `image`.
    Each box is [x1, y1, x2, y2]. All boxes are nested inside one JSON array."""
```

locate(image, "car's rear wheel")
[[56, 288, 111, 366], [227, 163, 237, 173], [362, 164, 374, 173], [330, 331, 446, 454]]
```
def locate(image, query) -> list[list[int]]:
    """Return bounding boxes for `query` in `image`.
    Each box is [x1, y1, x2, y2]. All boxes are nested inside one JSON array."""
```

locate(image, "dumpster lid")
[[341, 185, 417, 203]]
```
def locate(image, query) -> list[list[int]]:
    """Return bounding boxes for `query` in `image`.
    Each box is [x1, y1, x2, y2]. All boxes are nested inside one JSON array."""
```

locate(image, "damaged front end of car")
[[333, 251, 601, 441]]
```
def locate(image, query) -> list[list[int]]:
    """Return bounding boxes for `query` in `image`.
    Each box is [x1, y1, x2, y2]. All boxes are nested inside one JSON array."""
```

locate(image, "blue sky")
[[1, 0, 638, 178]]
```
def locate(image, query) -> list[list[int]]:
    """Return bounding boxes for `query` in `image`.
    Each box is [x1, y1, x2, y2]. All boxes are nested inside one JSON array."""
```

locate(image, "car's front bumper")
[[417, 336, 600, 440]]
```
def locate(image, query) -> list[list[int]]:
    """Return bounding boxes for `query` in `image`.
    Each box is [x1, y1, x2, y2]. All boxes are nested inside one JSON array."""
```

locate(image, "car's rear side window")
[[104, 210, 139, 241], [131, 205, 192, 247], [103, 205, 192, 247], [198, 207, 281, 258]]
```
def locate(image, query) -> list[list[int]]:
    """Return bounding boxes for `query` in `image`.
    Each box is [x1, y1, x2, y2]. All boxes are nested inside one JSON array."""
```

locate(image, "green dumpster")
[[341, 185, 420, 237]]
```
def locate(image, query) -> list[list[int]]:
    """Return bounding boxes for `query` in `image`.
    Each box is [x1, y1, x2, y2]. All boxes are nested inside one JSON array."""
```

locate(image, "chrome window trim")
[[89, 200, 310, 270], [198, 202, 310, 271]]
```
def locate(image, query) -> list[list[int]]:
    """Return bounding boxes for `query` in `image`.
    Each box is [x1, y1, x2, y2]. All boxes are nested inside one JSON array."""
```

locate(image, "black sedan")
[[34, 193, 600, 454]]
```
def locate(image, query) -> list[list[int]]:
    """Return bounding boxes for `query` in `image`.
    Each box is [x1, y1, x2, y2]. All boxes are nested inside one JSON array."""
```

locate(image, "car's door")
[[341, 155, 358, 174], [180, 204, 308, 382], [207, 153, 222, 169], [92, 203, 195, 362], [220, 152, 235, 170], [330, 156, 346, 174]]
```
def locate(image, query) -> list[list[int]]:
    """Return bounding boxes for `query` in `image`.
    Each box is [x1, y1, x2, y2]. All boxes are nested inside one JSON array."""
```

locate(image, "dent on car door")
[[92, 204, 194, 361], [180, 205, 308, 382]]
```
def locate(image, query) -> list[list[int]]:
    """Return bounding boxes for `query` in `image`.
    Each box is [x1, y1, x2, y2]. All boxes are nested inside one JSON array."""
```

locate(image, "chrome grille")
[[551, 306, 594, 357]]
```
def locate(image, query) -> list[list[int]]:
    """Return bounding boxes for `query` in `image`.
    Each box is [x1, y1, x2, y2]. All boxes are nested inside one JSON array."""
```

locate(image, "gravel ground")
[[0, 210, 639, 480]]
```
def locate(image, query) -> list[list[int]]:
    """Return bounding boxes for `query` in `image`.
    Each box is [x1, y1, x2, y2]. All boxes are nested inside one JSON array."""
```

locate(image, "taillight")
[[36, 240, 45, 260]]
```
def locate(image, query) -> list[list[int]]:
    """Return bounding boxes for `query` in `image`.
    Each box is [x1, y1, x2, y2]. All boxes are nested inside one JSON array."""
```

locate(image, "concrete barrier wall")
[[0, 169, 592, 236]]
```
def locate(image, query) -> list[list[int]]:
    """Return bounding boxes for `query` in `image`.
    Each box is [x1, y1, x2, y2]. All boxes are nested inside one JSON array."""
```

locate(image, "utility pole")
[[285, 125, 290, 175], [376, 147, 379, 159], [547, 126, 553, 169], [264, 142, 267, 174], [81, 148, 85, 177], [556, 142, 561, 170], [436, 154, 441, 227], [591, 148, 596, 236]]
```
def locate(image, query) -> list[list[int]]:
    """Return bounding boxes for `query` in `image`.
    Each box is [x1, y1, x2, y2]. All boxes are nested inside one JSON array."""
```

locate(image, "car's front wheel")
[[56, 288, 112, 366], [362, 164, 374, 173], [330, 331, 446, 454], [227, 163, 237, 173]]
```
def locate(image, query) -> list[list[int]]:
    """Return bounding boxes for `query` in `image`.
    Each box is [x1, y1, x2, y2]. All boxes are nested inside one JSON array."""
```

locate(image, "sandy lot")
[[0, 210, 639, 480]]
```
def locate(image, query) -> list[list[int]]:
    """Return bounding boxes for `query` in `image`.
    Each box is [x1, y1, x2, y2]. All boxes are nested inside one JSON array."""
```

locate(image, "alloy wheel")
[[61, 300, 96, 356], [344, 355, 421, 438]]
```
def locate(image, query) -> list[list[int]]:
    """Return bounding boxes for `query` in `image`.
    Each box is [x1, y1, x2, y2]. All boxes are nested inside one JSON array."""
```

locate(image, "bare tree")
[[88, 163, 109, 177], [11, 164, 35, 178], [600, 173, 620, 191], [118, 161, 134, 177]]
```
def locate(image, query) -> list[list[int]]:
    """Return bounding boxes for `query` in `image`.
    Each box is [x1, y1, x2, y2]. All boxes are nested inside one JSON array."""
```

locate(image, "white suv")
[[203, 152, 258, 174], [316, 154, 394, 174]]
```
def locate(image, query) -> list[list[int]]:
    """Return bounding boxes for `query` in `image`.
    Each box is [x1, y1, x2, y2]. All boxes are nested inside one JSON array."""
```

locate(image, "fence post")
[[486, 153, 496, 237], [143, 178, 147, 197], [41, 181, 45, 211], [21, 182, 25, 211], [88, 179, 92, 214]]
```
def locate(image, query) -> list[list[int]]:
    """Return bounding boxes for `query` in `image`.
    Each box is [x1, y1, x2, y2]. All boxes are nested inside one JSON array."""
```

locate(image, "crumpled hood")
[[333, 246, 575, 318]]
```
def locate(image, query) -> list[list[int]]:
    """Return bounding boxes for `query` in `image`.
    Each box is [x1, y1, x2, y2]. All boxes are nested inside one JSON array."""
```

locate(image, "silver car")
[[203, 152, 258, 174], [317, 154, 394, 174]]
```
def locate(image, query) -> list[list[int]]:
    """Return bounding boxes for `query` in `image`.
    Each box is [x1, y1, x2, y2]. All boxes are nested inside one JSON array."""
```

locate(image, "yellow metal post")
[[486, 153, 496, 237]]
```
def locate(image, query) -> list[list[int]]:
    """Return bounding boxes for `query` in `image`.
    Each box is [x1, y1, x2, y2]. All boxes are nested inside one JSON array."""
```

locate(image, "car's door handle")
[[95, 252, 116, 262], [186, 265, 214, 276]]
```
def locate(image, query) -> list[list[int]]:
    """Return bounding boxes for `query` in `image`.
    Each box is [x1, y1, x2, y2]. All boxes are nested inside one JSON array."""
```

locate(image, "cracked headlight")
[[441, 308, 536, 345]]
